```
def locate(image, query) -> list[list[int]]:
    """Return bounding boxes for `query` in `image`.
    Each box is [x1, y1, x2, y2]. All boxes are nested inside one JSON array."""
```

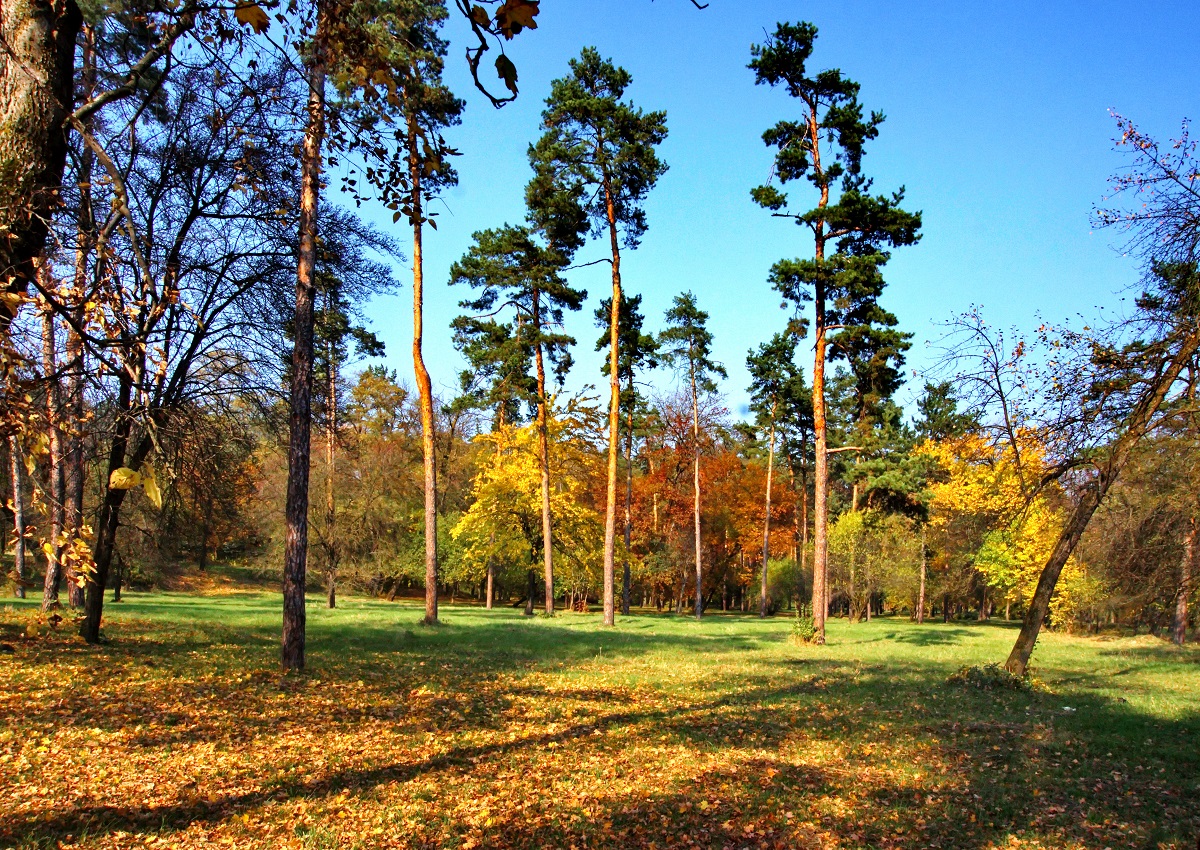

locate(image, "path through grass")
[[1, 593, 1197, 849]]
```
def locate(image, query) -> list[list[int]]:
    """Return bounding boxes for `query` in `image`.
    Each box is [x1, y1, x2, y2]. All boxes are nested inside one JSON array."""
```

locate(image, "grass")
[[0, 590, 1197, 849]]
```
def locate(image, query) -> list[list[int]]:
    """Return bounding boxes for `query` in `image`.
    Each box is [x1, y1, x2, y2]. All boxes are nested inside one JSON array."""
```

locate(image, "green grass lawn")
[[1, 591, 1197, 849]]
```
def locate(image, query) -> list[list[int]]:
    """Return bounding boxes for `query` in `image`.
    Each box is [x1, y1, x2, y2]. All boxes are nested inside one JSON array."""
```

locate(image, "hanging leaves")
[[495, 0, 540, 38], [234, 3, 270, 34], [142, 463, 162, 510], [495, 54, 519, 96]]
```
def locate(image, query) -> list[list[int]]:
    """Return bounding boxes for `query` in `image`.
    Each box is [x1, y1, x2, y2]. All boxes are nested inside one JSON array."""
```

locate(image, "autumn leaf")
[[495, 54, 519, 96], [141, 463, 162, 509], [495, 0, 539, 38], [468, 3, 490, 28], [108, 467, 142, 490], [234, 3, 270, 34]]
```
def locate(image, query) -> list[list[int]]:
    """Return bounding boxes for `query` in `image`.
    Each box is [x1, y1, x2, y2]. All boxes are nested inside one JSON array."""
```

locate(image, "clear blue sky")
[[352, 0, 1200, 422]]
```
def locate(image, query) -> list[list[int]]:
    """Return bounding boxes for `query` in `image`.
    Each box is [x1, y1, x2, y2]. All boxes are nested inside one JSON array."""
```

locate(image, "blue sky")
[[350, 0, 1200, 421]]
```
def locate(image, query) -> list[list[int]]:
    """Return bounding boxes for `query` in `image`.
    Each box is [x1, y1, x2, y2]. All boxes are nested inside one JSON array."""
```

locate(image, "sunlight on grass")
[[1, 595, 1197, 849]]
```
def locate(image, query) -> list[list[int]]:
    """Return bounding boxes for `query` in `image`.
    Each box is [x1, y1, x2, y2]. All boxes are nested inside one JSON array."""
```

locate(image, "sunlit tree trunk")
[[533, 292, 554, 616], [325, 345, 337, 610], [1172, 517, 1194, 647], [622, 370, 635, 616], [282, 4, 328, 670], [916, 525, 927, 624], [8, 436, 27, 599], [408, 109, 439, 626], [40, 293, 65, 603], [601, 178, 622, 626], [760, 404, 776, 618]]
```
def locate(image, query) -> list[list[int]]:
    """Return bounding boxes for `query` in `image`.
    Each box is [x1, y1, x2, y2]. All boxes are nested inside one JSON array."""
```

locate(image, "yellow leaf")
[[234, 3, 270, 34], [141, 462, 162, 509], [108, 467, 142, 490]]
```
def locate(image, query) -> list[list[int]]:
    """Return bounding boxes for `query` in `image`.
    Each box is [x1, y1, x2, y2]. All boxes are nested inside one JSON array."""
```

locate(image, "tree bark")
[[533, 294, 554, 616], [9, 436, 26, 598], [916, 525, 926, 624], [524, 567, 535, 616], [622, 371, 635, 616], [0, 0, 82, 319], [601, 178, 622, 626], [281, 11, 328, 670], [39, 295, 66, 604], [1172, 516, 1194, 646], [1005, 328, 1200, 676], [325, 336, 338, 610], [760, 408, 776, 618], [408, 110, 439, 626]]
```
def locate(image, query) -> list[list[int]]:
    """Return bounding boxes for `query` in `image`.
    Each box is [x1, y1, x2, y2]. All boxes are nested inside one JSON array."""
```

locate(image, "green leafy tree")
[[750, 21, 921, 643], [660, 291, 726, 619], [529, 47, 667, 625]]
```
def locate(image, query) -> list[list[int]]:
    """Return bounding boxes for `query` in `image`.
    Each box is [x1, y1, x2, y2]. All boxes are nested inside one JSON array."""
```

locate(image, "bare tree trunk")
[[39, 295, 66, 605], [524, 567, 535, 616], [760, 410, 776, 618], [533, 305, 554, 617], [1172, 517, 1194, 646], [601, 179, 622, 626], [916, 525, 926, 624], [9, 437, 27, 599], [1005, 328, 1200, 676], [281, 10, 327, 670], [485, 556, 494, 609], [407, 110, 438, 627]]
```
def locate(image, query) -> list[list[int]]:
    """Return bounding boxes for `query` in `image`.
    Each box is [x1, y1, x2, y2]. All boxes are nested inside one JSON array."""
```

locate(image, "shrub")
[[790, 615, 818, 645], [947, 662, 1032, 691]]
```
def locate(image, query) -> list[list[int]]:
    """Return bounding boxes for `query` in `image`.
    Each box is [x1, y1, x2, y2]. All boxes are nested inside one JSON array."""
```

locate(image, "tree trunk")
[[0, 0, 82, 321], [325, 341, 338, 610], [1172, 516, 1194, 647], [691, 355, 703, 620], [281, 11, 327, 670], [111, 552, 122, 602], [943, 592, 950, 624], [9, 436, 26, 599], [524, 568, 535, 616], [485, 556, 494, 609], [1005, 328, 1200, 676], [601, 178, 622, 626], [533, 301, 554, 616], [39, 294, 66, 599], [760, 411, 776, 618], [408, 109, 439, 627], [622, 371, 635, 616], [916, 525, 926, 624]]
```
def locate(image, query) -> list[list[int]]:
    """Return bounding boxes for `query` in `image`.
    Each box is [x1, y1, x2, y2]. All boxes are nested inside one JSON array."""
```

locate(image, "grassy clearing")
[[1, 591, 1197, 849]]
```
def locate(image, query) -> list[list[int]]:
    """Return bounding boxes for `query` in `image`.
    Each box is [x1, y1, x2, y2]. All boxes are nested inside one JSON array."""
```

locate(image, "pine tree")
[[660, 291, 726, 619], [750, 21, 921, 643], [529, 47, 667, 625]]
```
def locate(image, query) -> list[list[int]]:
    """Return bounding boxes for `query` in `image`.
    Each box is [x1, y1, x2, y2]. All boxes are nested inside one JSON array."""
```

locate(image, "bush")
[[947, 662, 1032, 692], [790, 615, 818, 645]]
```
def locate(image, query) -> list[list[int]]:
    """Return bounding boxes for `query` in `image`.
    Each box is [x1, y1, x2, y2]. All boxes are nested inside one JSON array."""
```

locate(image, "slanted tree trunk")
[[532, 296, 554, 616], [408, 109, 439, 627], [601, 178, 623, 626], [1005, 328, 1200, 676], [1172, 517, 1194, 647], [760, 407, 777, 618], [916, 525, 927, 624], [9, 436, 27, 599], [281, 6, 328, 670]]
